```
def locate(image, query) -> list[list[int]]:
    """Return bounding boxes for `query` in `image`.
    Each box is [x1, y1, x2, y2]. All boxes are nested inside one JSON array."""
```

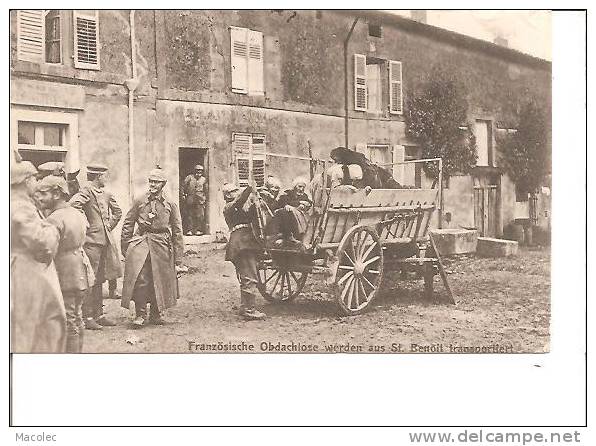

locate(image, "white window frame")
[[73, 10, 100, 70], [11, 108, 79, 170]]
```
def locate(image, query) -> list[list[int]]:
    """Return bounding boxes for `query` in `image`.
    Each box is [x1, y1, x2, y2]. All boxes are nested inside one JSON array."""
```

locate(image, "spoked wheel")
[[334, 225, 384, 315], [257, 260, 308, 302]]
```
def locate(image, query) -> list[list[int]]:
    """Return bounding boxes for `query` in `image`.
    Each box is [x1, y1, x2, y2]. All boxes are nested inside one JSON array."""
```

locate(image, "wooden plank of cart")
[[253, 155, 455, 316]]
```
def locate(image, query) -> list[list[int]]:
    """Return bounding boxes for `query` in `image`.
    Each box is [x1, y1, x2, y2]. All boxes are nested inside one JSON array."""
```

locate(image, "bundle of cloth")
[[329, 146, 405, 189]]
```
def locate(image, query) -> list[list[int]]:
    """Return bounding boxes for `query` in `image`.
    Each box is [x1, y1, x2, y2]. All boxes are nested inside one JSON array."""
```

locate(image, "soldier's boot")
[[133, 305, 147, 328], [65, 334, 80, 354], [239, 293, 266, 321], [148, 305, 166, 325], [84, 317, 103, 330]]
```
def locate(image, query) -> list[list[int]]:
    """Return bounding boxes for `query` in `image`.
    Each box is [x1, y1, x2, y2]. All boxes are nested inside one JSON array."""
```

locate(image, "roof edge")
[[335, 10, 552, 70]]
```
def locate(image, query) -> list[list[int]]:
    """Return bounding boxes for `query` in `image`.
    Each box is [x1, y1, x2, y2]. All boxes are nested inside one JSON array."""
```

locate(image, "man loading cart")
[[222, 183, 266, 321]]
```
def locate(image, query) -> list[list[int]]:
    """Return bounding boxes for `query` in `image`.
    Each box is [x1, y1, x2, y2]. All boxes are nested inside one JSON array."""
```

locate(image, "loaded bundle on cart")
[[245, 146, 454, 316]]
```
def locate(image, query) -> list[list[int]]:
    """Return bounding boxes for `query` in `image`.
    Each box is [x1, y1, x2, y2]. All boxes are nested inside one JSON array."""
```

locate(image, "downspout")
[[344, 18, 359, 149], [125, 10, 139, 203]]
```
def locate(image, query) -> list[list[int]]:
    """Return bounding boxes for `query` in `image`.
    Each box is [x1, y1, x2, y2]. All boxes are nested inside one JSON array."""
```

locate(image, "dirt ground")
[[85, 244, 550, 354]]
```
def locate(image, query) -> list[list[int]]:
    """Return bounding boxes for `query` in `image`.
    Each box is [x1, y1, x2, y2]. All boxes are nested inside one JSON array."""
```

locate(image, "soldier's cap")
[[87, 163, 109, 174], [194, 164, 204, 171], [37, 175, 70, 195], [222, 183, 239, 194], [10, 160, 37, 185], [148, 168, 167, 182], [38, 161, 65, 174]]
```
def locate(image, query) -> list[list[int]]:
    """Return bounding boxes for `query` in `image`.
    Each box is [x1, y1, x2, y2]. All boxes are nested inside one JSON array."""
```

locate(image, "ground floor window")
[[11, 108, 78, 170], [233, 132, 266, 187]]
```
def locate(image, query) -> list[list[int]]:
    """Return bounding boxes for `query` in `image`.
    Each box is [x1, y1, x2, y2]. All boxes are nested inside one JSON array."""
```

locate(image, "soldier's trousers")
[[132, 257, 160, 318], [233, 254, 259, 309], [83, 244, 106, 320], [185, 203, 205, 233], [63, 290, 85, 353]]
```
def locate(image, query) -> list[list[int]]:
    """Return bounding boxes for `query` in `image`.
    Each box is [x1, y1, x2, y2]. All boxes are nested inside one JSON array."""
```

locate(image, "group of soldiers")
[[11, 146, 368, 351], [10, 155, 183, 353]]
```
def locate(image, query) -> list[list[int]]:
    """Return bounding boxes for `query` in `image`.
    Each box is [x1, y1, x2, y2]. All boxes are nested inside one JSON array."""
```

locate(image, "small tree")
[[498, 100, 550, 209], [405, 66, 477, 183]]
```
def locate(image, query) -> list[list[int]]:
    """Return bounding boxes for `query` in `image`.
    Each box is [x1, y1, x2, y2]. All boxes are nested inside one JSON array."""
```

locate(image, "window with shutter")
[[247, 30, 264, 95], [389, 60, 403, 115], [233, 133, 266, 187], [230, 26, 249, 93], [17, 10, 45, 63], [354, 54, 367, 111], [73, 10, 100, 70], [231, 27, 264, 96]]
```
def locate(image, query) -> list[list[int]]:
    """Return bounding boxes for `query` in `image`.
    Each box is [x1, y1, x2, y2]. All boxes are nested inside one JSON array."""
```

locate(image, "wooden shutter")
[[73, 10, 100, 69], [250, 135, 266, 186], [354, 54, 367, 111], [230, 26, 248, 94], [389, 60, 403, 114], [233, 133, 266, 187], [247, 30, 264, 95], [17, 10, 45, 63]]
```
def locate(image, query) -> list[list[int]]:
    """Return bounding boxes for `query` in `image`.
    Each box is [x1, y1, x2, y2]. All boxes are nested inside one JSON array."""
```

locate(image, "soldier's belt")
[[231, 224, 250, 232]]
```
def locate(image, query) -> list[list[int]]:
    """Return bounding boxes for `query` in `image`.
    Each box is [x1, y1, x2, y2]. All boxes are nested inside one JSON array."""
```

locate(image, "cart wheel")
[[334, 225, 384, 315], [257, 260, 308, 302]]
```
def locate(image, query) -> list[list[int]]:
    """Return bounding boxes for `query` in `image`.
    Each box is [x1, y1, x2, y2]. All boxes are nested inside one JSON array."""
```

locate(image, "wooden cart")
[[253, 161, 454, 316]]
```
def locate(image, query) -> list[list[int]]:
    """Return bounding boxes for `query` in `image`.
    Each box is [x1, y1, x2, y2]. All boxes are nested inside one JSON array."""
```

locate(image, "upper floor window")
[[474, 120, 493, 166], [73, 10, 100, 70], [16, 10, 100, 70], [354, 54, 403, 114], [230, 26, 264, 96], [45, 10, 61, 63]]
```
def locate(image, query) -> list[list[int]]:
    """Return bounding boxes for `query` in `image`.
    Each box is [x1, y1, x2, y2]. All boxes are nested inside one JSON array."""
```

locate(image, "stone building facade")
[[10, 10, 551, 236]]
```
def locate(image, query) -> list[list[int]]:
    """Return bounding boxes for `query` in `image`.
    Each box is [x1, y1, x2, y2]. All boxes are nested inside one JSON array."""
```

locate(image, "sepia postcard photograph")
[[9, 9, 555, 355]]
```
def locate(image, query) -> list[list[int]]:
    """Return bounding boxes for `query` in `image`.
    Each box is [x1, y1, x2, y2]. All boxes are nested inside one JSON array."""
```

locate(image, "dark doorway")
[[19, 149, 66, 169], [179, 147, 209, 235]]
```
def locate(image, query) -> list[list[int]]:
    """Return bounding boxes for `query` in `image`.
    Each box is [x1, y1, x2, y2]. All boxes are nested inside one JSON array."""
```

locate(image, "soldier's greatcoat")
[[120, 192, 184, 311], [10, 191, 66, 353], [70, 185, 123, 281]]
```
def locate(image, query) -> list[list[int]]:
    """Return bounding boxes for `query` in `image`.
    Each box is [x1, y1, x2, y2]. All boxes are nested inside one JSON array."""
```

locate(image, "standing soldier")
[[10, 156, 66, 353], [222, 183, 266, 321], [182, 164, 207, 235], [70, 164, 123, 330], [37, 176, 95, 353], [120, 168, 184, 327]]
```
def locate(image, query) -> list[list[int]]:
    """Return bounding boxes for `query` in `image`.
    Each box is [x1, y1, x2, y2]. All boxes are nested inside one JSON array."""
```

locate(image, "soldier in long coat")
[[120, 168, 184, 327], [37, 176, 95, 353], [10, 158, 66, 353], [70, 164, 123, 330]]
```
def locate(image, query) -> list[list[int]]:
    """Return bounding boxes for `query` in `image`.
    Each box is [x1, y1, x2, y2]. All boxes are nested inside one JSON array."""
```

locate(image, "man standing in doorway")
[[70, 164, 123, 330], [182, 164, 207, 236], [120, 167, 184, 327]]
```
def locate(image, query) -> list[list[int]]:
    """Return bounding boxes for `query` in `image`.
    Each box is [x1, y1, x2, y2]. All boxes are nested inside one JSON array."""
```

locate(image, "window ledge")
[[11, 60, 126, 86]]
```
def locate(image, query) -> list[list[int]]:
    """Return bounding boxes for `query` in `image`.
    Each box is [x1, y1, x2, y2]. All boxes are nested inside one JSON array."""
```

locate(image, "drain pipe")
[[125, 9, 139, 203], [344, 17, 359, 149]]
